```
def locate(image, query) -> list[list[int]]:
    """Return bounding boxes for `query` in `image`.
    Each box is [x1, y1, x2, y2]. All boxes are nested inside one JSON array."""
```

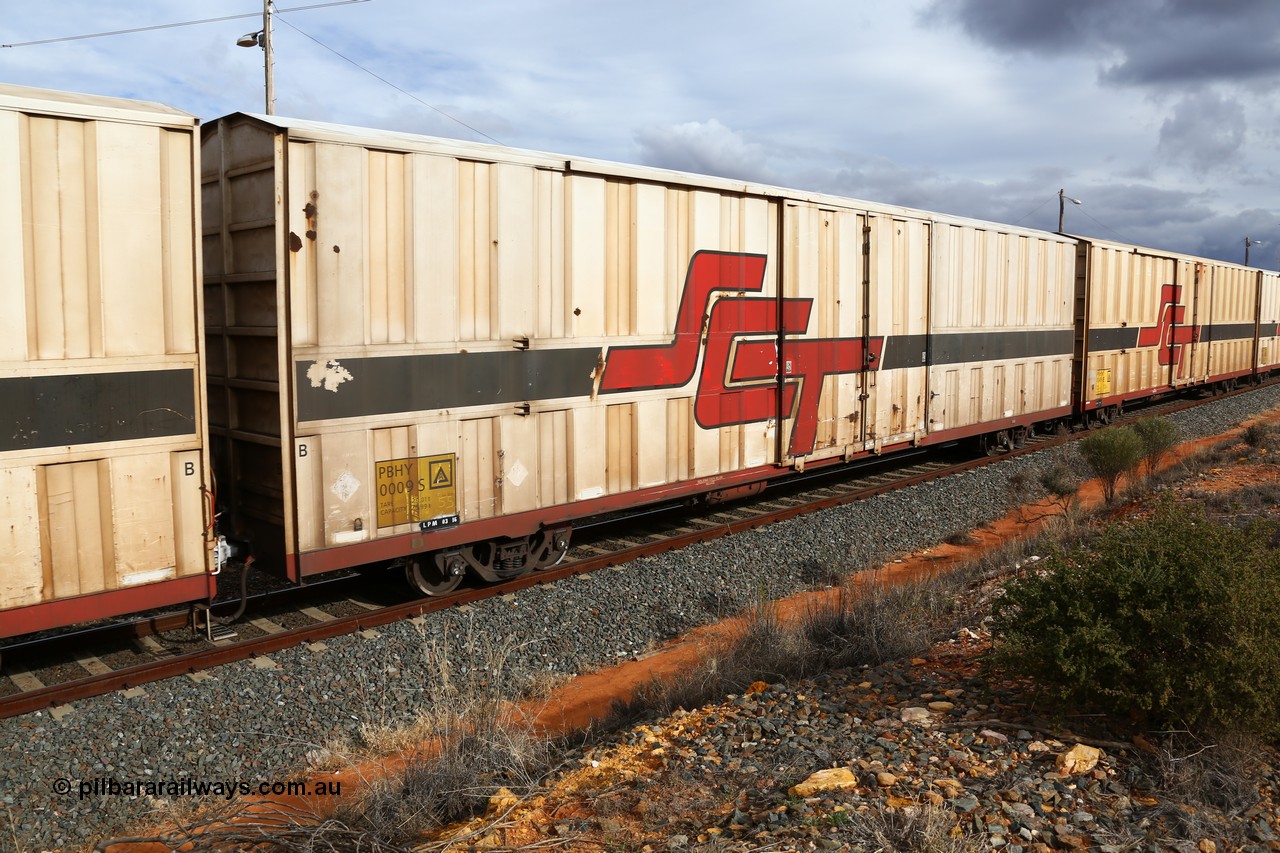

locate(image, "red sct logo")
[[1136, 284, 1199, 367], [598, 251, 882, 457]]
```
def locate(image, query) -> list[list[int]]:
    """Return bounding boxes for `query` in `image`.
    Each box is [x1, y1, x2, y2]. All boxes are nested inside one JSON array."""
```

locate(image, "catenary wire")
[[0, 1, 369, 48], [273, 13, 504, 145], [1009, 194, 1054, 227]]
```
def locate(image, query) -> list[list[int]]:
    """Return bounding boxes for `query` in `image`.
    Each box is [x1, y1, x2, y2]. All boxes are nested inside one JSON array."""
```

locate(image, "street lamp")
[[1058, 188, 1082, 233], [236, 0, 274, 114], [1245, 236, 1264, 266]]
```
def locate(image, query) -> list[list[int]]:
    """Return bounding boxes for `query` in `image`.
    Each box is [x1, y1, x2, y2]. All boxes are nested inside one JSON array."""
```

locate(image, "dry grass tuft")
[[834, 803, 985, 853], [606, 566, 975, 729]]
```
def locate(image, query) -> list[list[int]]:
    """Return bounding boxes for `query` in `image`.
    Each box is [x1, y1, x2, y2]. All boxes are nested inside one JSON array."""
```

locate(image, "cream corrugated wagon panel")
[[979, 230, 999, 331], [0, 466, 42, 609], [666, 397, 691, 482], [898, 219, 929, 434], [460, 418, 497, 520], [606, 402, 635, 495], [498, 414, 539, 515], [569, 406, 606, 501], [43, 461, 107, 598], [28, 116, 92, 360], [1004, 235, 1025, 327], [1260, 272, 1280, 369], [314, 143, 367, 348], [632, 183, 668, 337], [458, 161, 493, 342], [161, 128, 198, 354], [0, 109, 25, 361], [567, 175, 606, 339], [533, 169, 566, 341], [718, 417, 741, 474], [1208, 263, 1255, 377], [930, 225, 957, 333], [603, 181, 631, 338], [812, 210, 842, 451], [741, 413, 771, 470], [366, 151, 392, 345], [536, 409, 569, 506], [634, 398, 668, 488], [319, 430, 374, 546], [410, 153, 460, 346], [171, 450, 206, 577], [495, 163, 536, 341], [109, 453, 177, 584], [691, 396, 722, 479], [288, 141, 318, 346], [386, 150, 412, 345], [97, 121, 167, 357], [294, 434, 324, 553]]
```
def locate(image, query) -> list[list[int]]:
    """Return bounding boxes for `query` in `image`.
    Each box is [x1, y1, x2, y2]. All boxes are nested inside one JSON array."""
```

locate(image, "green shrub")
[[988, 502, 1280, 738], [1038, 462, 1081, 513], [1078, 426, 1144, 502], [1242, 420, 1280, 450], [1131, 416, 1180, 475]]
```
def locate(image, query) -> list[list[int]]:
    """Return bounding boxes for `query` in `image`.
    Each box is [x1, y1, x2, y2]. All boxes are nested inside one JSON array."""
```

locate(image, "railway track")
[[0, 379, 1270, 721]]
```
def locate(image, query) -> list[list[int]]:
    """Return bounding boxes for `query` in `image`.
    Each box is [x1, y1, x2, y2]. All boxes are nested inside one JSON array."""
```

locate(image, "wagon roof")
[[1066, 232, 1259, 271], [0, 82, 196, 128], [211, 110, 1074, 244]]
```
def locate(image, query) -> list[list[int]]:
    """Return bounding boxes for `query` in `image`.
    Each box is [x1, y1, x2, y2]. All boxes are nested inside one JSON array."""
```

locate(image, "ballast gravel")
[[4, 386, 1280, 850]]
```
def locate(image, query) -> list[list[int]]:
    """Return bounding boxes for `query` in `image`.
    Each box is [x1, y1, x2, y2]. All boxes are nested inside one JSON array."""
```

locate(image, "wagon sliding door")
[[1170, 259, 1205, 387], [779, 205, 927, 465], [778, 204, 864, 464]]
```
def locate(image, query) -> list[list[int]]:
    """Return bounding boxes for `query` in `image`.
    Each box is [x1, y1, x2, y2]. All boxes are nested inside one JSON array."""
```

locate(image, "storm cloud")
[[1158, 91, 1248, 171], [927, 0, 1280, 87]]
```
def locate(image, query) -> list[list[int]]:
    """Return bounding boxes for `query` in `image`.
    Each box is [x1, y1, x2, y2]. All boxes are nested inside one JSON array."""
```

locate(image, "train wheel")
[[980, 430, 1009, 456], [532, 529, 572, 571], [405, 553, 465, 596]]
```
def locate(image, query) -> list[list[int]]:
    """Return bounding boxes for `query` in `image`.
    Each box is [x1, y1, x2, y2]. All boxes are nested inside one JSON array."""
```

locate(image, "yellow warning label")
[[429, 458, 453, 489], [375, 453, 457, 529], [1095, 368, 1112, 396]]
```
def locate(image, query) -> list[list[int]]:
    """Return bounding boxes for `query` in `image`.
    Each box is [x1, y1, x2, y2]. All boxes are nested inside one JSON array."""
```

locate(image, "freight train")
[[2, 83, 1277, 639]]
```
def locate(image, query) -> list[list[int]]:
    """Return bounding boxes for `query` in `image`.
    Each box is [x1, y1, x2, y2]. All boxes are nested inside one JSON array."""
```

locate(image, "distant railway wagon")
[[1074, 237, 1279, 419], [4, 81, 1279, 640], [0, 85, 214, 639]]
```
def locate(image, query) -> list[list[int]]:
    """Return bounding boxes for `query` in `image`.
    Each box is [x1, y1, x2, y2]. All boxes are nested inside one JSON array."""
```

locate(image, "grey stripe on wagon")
[[296, 329, 1077, 422], [295, 348, 602, 422], [880, 329, 1074, 370], [0, 368, 198, 452]]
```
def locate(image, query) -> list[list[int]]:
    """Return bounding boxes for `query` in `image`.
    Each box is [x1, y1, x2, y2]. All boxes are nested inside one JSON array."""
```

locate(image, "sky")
[[3, 0, 1279, 266]]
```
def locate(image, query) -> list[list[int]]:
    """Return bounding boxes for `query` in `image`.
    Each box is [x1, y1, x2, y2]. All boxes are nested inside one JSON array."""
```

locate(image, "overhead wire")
[[0, 2, 369, 49], [1076, 207, 1139, 245], [1009, 194, 1054, 226], [272, 13, 504, 145]]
